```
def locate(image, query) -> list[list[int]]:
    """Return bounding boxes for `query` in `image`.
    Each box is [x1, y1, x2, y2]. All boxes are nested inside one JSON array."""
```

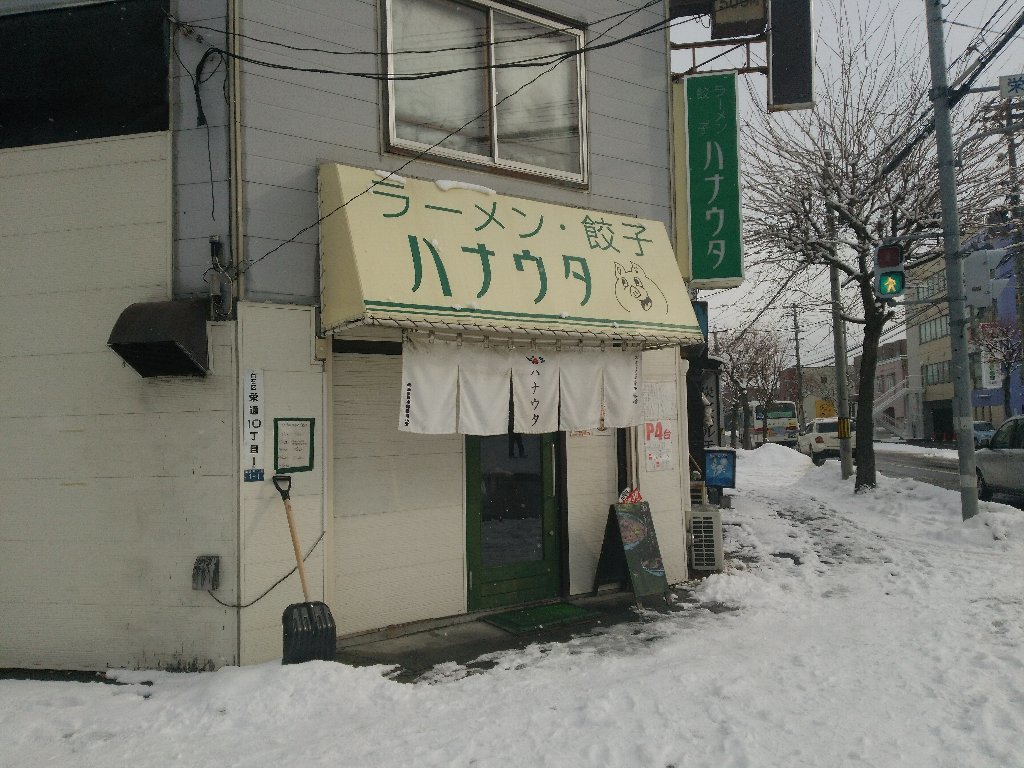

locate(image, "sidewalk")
[[334, 589, 696, 683]]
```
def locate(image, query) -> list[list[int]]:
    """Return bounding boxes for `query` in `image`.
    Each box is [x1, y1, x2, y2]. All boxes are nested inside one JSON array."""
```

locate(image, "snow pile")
[[2, 446, 1022, 767]]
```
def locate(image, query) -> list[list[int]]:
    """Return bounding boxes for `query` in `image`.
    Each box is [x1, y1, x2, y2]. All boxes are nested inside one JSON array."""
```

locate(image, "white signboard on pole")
[[999, 74, 1024, 98], [242, 369, 265, 482]]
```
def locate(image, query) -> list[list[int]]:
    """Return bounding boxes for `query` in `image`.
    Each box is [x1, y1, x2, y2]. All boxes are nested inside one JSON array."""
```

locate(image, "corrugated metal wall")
[[0, 133, 238, 670], [331, 348, 467, 635]]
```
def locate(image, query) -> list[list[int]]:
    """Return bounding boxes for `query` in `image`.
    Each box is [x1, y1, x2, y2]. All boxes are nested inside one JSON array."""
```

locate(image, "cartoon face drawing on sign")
[[614, 261, 667, 314]]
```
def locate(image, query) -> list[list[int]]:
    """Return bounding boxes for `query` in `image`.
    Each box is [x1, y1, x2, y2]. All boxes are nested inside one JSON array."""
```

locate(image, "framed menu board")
[[274, 418, 314, 473]]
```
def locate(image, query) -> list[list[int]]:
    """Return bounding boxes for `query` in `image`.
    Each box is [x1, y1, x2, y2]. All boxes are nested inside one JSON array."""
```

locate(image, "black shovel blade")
[[282, 601, 337, 664]]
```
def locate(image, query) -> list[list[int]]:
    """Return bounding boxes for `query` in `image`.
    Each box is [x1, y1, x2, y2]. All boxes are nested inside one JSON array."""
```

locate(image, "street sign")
[[680, 72, 744, 288], [999, 74, 1024, 99]]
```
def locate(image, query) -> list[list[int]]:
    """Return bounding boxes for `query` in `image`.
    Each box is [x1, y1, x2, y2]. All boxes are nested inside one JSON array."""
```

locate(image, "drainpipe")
[[227, 0, 244, 666], [229, 0, 246, 302]]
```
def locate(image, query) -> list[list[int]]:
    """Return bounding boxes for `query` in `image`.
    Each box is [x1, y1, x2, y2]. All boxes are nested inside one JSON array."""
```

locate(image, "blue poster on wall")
[[704, 448, 736, 488]]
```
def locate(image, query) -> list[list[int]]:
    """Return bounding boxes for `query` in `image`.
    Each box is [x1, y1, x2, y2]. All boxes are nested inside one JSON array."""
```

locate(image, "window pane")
[[493, 12, 580, 174], [392, 0, 490, 157], [479, 434, 544, 566], [992, 422, 1014, 449], [0, 0, 169, 149]]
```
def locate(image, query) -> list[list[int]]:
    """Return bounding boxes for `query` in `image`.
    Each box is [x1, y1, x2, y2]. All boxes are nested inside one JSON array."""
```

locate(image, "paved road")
[[873, 444, 1024, 510], [873, 446, 960, 491]]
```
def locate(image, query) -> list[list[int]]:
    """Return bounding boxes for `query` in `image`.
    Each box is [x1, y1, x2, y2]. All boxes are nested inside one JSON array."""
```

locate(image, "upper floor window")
[[916, 271, 946, 301], [0, 0, 169, 150], [918, 314, 949, 344], [386, 0, 586, 182]]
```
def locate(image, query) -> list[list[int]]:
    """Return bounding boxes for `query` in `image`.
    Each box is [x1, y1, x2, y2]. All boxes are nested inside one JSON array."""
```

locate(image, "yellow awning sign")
[[319, 163, 703, 345]]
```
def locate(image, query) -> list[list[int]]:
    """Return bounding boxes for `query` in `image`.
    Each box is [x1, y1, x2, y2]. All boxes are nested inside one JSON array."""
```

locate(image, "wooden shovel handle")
[[282, 496, 311, 602]]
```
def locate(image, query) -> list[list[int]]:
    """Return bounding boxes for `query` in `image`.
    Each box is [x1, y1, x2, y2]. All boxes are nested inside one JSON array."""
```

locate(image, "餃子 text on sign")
[[677, 72, 743, 289], [318, 163, 703, 346]]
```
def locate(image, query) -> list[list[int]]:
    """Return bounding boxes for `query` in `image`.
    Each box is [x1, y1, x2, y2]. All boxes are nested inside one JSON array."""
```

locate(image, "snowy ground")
[[3, 445, 1023, 768]]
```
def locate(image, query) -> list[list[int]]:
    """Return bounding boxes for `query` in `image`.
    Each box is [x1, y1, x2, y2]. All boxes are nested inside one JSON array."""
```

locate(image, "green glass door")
[[466, 433, 560, 611]]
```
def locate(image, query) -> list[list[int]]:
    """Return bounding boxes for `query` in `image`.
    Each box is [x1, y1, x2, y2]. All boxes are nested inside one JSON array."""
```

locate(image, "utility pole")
[[824, 152, 853, 479], [924, 0, 978, 520], [792, 305, 805, 425], [830, 264, 854, 479]]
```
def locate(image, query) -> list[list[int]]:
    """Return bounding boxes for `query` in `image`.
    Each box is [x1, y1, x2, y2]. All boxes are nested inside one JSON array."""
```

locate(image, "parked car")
[[973, 420, 996, 448], [797, 417, 857, 466], [975, 415, 1024, 500]]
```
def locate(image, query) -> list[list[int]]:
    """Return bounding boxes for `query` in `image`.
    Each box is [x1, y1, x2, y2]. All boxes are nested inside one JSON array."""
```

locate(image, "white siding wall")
[[635, 348, 689, 584], [236, 303, 327, 664], [0, 134, 238, 670], [566, 430, 618, 595], [331, 349, 466, 636]]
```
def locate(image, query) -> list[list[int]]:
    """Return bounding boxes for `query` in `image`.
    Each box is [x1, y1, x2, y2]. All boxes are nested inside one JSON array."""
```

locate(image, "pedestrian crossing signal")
[[873, 244, 905, 299]]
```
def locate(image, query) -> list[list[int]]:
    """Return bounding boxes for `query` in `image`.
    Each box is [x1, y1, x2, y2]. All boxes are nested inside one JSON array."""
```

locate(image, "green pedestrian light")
[[873, 244, 905, 300]]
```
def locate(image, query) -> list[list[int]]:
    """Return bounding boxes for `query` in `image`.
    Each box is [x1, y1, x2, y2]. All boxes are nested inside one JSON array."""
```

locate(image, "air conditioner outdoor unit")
[[690, 505, 724, 572]]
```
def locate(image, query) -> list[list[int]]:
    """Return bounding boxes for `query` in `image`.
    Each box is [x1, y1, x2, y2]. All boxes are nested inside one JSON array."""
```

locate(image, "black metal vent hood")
[[108, 300, 209, 377]]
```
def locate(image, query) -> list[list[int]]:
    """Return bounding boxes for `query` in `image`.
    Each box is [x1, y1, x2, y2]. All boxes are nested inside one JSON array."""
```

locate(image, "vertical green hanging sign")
[[684, 72, 744, 288]]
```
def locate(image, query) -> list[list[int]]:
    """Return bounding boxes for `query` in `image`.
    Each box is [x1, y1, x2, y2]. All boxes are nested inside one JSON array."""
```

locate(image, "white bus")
[[747, 400, 800, 447]]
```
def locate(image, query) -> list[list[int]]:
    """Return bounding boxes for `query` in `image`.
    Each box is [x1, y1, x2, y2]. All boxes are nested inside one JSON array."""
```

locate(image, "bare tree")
[[975, 317, 1024, 418], [741, 6, 1008, 489], [712, 327, 789, 449], [747, 331, 791, 442]]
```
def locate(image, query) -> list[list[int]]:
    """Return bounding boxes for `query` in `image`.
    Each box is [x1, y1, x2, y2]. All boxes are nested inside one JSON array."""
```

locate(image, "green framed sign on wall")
[[274, 418, 315, 473]]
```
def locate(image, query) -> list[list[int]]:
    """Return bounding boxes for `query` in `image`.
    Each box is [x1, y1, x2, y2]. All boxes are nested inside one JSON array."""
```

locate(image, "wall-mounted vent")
[[108, 300, 209, 377], [690, 505, 724, 572]]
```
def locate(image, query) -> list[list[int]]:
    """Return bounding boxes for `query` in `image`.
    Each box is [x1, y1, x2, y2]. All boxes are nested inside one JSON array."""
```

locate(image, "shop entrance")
[[465, 433, 560, 610]]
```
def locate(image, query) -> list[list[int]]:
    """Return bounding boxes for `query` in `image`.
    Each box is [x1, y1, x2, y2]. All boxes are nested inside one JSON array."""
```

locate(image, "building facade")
[[906, 256, 954, 439], [0, 0, 704, 670], [905, 234, 1022, 438]]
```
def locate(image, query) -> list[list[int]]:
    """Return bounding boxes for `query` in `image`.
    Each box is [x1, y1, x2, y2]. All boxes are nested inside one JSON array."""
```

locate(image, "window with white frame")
[[386, 0, 586, 181], [918, 314, 949, 344], [916, 271, 946, 301], [922, 361, 951, 386]]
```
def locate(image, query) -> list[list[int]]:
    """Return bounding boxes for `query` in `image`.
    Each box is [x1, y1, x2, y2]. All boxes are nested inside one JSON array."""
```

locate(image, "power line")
[[223, 2, 665, 280], [170, 0, 665, 59], [181, 16, 672, 87], [874, 5, 1024, 184]]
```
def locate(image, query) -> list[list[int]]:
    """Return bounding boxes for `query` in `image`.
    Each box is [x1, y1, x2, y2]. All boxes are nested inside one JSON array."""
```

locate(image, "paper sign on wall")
[[275, 418, 315, 473], [644, 419, 675, 472]]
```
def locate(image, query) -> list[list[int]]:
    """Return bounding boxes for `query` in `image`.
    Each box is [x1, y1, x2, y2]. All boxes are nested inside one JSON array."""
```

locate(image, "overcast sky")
[[669, 0, 1024, 368]]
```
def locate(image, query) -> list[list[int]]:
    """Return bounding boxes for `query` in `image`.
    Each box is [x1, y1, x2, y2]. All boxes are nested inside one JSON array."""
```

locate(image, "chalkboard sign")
[[593, 501, 669, 599]]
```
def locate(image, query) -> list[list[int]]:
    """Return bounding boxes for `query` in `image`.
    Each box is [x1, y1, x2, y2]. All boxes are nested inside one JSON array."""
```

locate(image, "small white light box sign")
[[274, 418, 315, 473]]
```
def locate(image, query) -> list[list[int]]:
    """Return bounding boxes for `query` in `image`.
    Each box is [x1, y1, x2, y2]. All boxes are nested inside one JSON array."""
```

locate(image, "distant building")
[[906, 255, 954, 439], [852, 339, 912, 439], [779, 365, 837, 425], [905, 230, 1022, 438]]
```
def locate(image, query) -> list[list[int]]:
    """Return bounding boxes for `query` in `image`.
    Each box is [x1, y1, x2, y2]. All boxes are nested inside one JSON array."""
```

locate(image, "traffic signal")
[[873, 243, 905, 300]]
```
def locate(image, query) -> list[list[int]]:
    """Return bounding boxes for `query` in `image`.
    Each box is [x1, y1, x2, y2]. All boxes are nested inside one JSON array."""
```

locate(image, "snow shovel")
[[273, 475, 336, 664]]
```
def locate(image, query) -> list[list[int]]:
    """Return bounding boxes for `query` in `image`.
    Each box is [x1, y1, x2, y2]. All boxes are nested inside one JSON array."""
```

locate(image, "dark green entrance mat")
[[483, 603, 601, 634]]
